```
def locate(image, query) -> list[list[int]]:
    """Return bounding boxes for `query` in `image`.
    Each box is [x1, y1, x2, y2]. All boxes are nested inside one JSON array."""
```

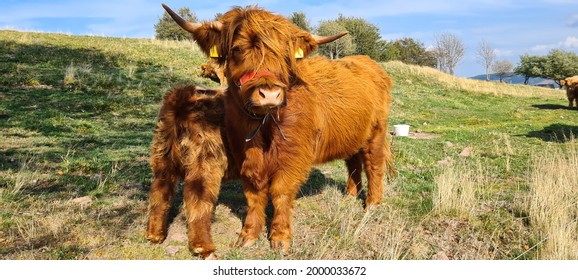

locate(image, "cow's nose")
[[257, 87, 282, 106]]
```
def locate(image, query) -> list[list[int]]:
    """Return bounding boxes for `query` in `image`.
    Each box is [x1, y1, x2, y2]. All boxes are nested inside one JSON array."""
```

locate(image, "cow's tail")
[[384, 136, 397, 179]]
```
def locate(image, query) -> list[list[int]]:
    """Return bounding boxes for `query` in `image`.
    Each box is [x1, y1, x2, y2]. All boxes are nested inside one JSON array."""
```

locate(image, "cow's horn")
[[162, 4, 222, 33], [312, 31, 349, 45]]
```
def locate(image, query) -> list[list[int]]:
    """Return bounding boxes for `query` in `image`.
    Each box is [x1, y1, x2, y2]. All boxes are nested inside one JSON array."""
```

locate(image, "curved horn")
[[312, 31, 349, 45], [162, 4, 203, 33]]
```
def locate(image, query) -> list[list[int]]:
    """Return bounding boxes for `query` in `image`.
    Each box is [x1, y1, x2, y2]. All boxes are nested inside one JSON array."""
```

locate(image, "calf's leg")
[[236, 181, 268, 247], [345, 153, 363, 197], [237, 145, 269, 247], [268, 165, 310, 252], [363, 125, 387, 207], [183, 174, 220, 259], [147, 174, 177, 243]]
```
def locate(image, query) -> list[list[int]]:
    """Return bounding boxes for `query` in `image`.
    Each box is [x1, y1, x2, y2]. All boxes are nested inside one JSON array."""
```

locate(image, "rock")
[[459, 147, 472, 157], [446, 141, 455, 147], [165, 245, 180, 256], [437, 157, 453, 166], [166, 218, 188, 243]]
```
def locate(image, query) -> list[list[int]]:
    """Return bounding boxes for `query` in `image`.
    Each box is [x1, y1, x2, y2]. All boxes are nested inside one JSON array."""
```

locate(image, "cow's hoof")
[[191, 242, 217, 259], [270, 239, 290, 253], [146, 233, 166, 244], [204, 252, 219, 260], [235, 236, 257, 248]]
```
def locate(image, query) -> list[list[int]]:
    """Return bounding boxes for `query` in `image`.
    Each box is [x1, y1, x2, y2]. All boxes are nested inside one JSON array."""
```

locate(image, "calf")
[[147, 84, 235, 259]]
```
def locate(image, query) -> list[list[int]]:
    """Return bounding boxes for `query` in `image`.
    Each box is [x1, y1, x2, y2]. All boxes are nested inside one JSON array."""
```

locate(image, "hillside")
[[1, 30, 576, 260]]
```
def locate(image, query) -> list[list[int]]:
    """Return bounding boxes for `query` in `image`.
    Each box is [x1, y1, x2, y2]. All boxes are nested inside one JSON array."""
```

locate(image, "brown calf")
[[147, 84, 235, 259]]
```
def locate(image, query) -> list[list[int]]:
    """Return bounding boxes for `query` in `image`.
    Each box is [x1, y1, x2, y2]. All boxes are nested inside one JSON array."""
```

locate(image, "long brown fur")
[[561, 76, 578, 109], [147, 84, 235, 259], [165, 5, 396, 252]]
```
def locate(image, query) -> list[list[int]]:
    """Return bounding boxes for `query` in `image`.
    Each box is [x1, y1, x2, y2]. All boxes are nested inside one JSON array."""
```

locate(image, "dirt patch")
[[408, 132, 442, 139], [165, 214, 188, 243]]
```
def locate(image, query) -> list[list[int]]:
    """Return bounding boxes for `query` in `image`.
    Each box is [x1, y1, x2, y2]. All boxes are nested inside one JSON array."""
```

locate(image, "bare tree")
[[433, 32, 465, 75], [477, 40, 496, 81], [492, 60, 514, 82]]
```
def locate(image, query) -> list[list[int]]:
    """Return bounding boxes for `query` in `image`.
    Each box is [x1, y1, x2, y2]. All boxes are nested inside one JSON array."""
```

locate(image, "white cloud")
[[531, 36, 578, 53], [563, 36, 578, 48]]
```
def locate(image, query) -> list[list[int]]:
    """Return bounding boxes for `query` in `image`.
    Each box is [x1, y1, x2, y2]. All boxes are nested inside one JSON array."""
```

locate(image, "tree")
[[335, 14, 382, 59], [289, 12, 312, 32], [433, 32, 465, 75], [514, 50, 578, 86], [477, 40, 496, 81], [544, 49, 578, 86], [514, 54, 546, 85], [379, 38, 436, 67], [492, 60, 513, 82], [155, 7, 198, 41], [316, 21, 355, 59]]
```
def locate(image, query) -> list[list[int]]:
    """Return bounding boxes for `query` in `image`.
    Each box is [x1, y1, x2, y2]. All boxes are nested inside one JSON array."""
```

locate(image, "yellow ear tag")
[[295, 48, 304, 58], [209, 46, 220, 58]]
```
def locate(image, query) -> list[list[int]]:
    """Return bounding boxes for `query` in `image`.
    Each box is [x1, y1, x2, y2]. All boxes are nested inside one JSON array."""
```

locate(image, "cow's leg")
[[269, 168, 309, 252], [147, 173, 177, 244], [345, 152, 363, 197], [236, 181, 268, 247], [183, 174, 221, 259], [236, 146, 269, 248], [363, 125, 387, 208]]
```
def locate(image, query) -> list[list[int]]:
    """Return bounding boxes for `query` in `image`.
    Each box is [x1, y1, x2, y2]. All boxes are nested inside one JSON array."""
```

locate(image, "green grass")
[[1, 30, 577, 260]]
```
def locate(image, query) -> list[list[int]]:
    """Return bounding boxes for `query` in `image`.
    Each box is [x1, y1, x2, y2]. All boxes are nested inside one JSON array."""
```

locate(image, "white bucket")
[[394, 124, 410, 137]]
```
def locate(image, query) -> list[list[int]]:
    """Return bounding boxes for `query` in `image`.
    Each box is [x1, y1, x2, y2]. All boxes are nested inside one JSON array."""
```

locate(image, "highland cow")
[[200, 58, 227, 86], [162, 4, 396, 253], [560, 76, 578, 109]]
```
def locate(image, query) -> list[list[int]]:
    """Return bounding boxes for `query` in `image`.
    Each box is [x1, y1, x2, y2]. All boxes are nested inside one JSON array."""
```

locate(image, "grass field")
[[1, 30, 576, 260]]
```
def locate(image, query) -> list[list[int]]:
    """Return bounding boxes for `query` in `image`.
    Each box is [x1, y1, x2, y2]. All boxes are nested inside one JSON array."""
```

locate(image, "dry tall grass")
[[382, 61, 560, 98], [433, 161, 481, 217], [292, 188, 413, 260], [528, 138, 578, 259]]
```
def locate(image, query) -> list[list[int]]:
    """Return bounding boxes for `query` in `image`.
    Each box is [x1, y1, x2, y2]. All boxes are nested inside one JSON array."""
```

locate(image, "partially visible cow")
[[560, 76, 578, 109], [147, 84, 236, 259], [162, 4, 396, 253], [200, 58, 227, 86]]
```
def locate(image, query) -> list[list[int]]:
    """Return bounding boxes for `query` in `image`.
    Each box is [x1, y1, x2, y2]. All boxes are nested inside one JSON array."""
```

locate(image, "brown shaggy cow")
[[200, 58, 227, 86], [560, 76, 578, 109], [147, 84, 235, 259], [162, 4, 396, 252]]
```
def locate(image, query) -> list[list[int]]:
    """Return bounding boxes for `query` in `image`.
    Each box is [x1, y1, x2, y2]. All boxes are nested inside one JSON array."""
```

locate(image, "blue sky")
[[2, 0, 578, 77]]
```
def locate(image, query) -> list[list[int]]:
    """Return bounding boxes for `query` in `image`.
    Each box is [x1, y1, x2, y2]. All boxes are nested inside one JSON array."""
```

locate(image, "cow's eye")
[[232, 46, 241, 54]]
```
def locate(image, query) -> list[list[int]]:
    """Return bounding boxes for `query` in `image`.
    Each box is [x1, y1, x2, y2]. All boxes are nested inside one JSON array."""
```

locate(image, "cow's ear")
[[293, 30, 349, 58], [162, 4, 223, 59], [561, 80, 567, 86], [189, 23, 223, 59], [294, 31, 319, 58]]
